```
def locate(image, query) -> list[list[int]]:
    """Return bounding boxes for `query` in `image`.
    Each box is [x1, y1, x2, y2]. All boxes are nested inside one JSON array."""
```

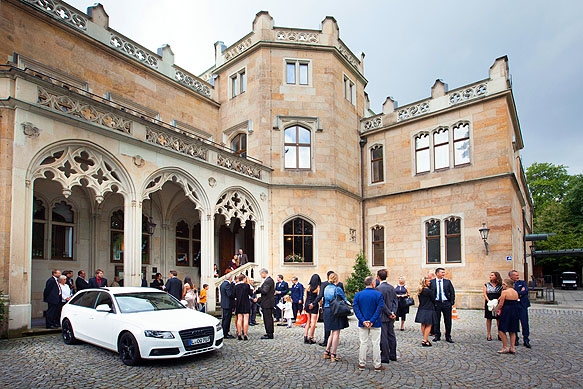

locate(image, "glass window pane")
[[176, 239, 189, 266], [434, 129, 448, 145], [427, 239, 441, 263], [303, 221, 313, 235], [373, 242, 384, 267], [372, 161, 383, 182], [416, 134, 429, 149], [454, 139, 470, 165], [231, 76, 238, 97], [299, 63, 308, 85], [285, 146, 297, 168], [434, 144, 449, 169], [293, 218, 303, 234], [446, 237, 461, 262], [284, 127, 296, 143], [286, 63, 296, 84], [33, 197, 46, 220], [111, 231, 123, 262], [298, 146, 310, 169], [416, 149, 430, 173], [293, 236, 303, 255], [111, 210, 123, 230], [303, 236, 313, 262], [283, 220, 293, 234], [371, 147, 382, 159], [52, 201, 74, 223], [142, 234, 150, 264], [52, 224, 73, 259], [32, 222, 45, 258], [283, 235, 293, 257], [427, 221, 440, 236], [298, 127, 310, 144], [446, 218, 460, 234], [240, 71, 246, 92], [454, 123, 469, 140]]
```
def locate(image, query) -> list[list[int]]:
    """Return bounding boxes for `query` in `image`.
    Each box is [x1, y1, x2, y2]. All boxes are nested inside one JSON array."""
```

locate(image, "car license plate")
[[187, 336, 210, 346]]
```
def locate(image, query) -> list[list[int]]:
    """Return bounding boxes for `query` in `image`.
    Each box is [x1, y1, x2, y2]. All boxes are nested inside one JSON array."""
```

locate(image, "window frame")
[[229, 67, 247, 98], [414, 121, 472, 175], [284, 59, 311, 86], [370, 144, 384, 184], [343, 74, 356, 105], [230, 132, 247, 157], [175, 220, 201, 267], [50, 200, 75, 260], [423, 216, 464, 265], [371, 225, 385, 267], [32, 196, 47, 259], [284, 125, 312, 170], [282, 217, 314, 265]]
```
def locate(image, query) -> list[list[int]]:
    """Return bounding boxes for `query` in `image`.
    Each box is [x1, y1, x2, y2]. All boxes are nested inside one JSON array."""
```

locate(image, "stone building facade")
[[0, 0, 531, 335]]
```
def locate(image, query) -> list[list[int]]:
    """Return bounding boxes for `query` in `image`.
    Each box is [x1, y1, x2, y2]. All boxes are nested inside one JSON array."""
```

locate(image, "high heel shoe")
[[323, 350, 331, 359], [421, 340, 432, 347], [304, 336, 309, 344], [308, 338, 316, 344], [487, 335, 492, 341], [237, 335, 243, 341], [243, 335, 248, 341], [330, 353, 342, 362], [497, 348, 510, 354], [509, 347, 516, 354]]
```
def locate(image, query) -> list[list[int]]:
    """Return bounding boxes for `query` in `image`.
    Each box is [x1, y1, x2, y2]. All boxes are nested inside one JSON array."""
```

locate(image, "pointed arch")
[[141, 168, 209, 212], [27, 141, 134, 204], [215, 187, 263, 228]]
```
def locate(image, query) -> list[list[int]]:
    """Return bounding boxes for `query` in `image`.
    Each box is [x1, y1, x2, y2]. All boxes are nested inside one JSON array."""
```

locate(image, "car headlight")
[[144, 330, 175, 339], [216, 322, 222, 333]]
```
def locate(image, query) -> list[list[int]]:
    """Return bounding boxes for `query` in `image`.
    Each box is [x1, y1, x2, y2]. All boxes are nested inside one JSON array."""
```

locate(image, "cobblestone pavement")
[[1, 307, 583, 388]]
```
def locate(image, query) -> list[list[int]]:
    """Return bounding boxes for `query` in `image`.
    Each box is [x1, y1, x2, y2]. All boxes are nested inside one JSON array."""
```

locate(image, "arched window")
[[283, 217, 313, 263], [445, 217, 461, 263], [370, 145, 384, 183], [433, 128, 449, 170], [415, 133, 430, 174], [231, 133, 247, 157], [110, 210, 124, 263], [32, 196, 46, 259], [425, 219, 441, 264], [51, 201, 74, 259], [372, 225, 385, 267], [453, 122, 470, 166], [284, 126, 311, 169], [175, 220, 201, 267], [424, 216, 463, 264]]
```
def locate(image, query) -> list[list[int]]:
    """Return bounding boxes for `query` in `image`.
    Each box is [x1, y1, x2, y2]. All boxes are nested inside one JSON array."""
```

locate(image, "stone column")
[[123, 199, 141, 287]]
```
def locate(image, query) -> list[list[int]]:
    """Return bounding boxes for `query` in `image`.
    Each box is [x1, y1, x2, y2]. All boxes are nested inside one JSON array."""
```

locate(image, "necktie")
[[438, 280, 443, 301]]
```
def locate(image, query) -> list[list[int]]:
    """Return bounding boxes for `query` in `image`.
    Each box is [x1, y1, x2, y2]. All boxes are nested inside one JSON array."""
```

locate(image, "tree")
[[526, 162, 571, 212], [344, 252, 372, 302]]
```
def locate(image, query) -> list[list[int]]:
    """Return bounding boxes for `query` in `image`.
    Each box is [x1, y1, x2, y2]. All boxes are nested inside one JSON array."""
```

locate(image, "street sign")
[[506, 256, 512, 261]]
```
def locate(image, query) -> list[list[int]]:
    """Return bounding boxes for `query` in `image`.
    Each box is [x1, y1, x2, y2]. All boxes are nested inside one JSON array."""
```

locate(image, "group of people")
[[42, 268, 107, 329], [482, 269, 531, 353], [153, 270, 209, 312]]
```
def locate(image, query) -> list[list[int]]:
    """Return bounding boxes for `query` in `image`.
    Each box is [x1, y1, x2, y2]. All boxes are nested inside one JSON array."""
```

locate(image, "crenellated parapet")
[[361, 56, 512, 132], [213, 11, 364, 77], [19, 0, 214, 100]]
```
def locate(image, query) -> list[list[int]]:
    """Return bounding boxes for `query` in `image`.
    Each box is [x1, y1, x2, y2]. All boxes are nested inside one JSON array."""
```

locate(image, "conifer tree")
[[344, 252, 372, 302]]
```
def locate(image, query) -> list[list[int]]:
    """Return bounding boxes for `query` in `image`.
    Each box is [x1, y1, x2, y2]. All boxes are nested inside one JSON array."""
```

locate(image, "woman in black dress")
[[414, 276, 434, 347], [395, 276, 410, 331], [497, 278, 520, 354], [483, 271, 502, 340], [234, 273, 253, 340], [303, 274, 321, 344]]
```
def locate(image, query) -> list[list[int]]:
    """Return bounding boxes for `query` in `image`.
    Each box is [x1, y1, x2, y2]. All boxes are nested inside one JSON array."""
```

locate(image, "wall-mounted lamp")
[[479, 222, 490, 255], [147, 197, 157, 236]]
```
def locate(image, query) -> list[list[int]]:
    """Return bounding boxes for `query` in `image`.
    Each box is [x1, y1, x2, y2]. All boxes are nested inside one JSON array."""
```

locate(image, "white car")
[[60, 287, 223, 365]]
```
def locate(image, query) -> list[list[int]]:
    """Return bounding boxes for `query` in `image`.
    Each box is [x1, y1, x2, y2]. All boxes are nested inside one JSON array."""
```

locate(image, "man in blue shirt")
[[509, 269, 531, 348], [353, 276, 385, 372], [290, 276, 304, 321]]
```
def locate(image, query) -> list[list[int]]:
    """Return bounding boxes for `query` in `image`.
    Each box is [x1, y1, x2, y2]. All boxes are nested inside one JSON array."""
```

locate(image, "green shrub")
[[344, 252, 372, 302]]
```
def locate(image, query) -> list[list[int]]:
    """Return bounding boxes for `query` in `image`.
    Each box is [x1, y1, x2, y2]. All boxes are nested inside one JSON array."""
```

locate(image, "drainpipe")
[[359, 137, 367, 252]]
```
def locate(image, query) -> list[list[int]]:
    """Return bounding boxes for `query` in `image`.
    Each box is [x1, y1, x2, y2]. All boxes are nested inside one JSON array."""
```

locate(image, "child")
[[283, 295, 294, 328], [199, 284, 209, 312]]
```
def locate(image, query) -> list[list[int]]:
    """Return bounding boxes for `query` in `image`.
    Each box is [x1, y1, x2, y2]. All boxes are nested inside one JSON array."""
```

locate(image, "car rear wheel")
[[119, 332, 141, 366], [61, 319, 77, 345]]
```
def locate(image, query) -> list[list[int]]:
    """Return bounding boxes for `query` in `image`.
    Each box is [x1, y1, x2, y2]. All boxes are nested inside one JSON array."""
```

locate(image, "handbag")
[[404, 297, 415, 306], [329, 286, 352, 317]]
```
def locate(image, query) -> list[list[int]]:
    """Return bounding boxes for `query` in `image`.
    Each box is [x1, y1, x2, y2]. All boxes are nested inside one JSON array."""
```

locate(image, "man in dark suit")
[[220, 273, 235, 338], [88, 269, 108, 288], [274, 274, 289, 323], [430, 267, 455, 343], [237, 248, 249, 266], [75, 270, 89, 292], [376, 269, 398, 363], [43, 269, 61, 329], [509, 269, 531, 348], [256, 268, 275, 339], [165, 270, 182, 301], [313, 270, 344, 346]]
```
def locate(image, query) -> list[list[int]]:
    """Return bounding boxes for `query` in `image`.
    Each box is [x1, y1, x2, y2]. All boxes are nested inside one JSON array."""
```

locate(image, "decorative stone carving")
[[110, 34, 159, 69], [22, 122, 40, 137], [208, 177, 217, 188], [362, 116, 382, 131], [337, 41, 360, 70], [31, 145, 127, 203], [133, 155, 144, 167], [349, 228, 357, 242], [145, 127, 208, 161], [448, 83, 488, 105], [223, 38, 253, 62], [37, 86, 132, 133], [215, 190, 257, 228], [276, 30, 318, 43], [25, 0, 87, 30], [397, 101, 430, 122], [143, 171, 201, 206], [216, 152, 262, 179], [260, 192, 267, 202], [175, 70, 212, 98]]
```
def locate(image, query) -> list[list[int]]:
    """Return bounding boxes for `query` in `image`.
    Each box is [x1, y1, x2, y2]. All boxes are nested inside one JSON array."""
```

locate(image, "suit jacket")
[[430, 278, 455, 305], [165, 277, 183, 301], [43, 276, 61, 304], [75, 277, 89, 292], [513, 280, 531, 308], [353, 287, 384, 328], [238, 253, 249, 265], [220, 280, 235, 309], [275, 280, 289, 301], [88, 277, 108, 288], [290, 282, 304, 303], [314, 280, 344, 305], [256, 276, 275, 309], [376, 281, 398, 321]]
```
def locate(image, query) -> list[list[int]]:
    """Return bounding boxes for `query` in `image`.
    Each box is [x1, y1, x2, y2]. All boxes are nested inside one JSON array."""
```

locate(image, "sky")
[[65, 0, 583, 174]]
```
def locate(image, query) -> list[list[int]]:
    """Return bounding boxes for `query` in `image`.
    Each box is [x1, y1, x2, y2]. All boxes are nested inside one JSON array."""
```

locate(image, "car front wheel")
[[119, 332, 141, 366], [61, 319, 77, 345]]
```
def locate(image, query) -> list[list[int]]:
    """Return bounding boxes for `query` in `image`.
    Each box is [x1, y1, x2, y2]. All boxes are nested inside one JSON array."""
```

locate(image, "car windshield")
[[114, 292, 185, 313]]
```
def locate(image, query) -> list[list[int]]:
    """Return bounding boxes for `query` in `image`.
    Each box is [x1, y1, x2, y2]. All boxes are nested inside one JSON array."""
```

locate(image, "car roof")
[[83, 287, 164, 294]]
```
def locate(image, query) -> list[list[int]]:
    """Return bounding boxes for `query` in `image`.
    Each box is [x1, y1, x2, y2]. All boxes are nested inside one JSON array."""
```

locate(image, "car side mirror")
[[96, 304, 113, 312]]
